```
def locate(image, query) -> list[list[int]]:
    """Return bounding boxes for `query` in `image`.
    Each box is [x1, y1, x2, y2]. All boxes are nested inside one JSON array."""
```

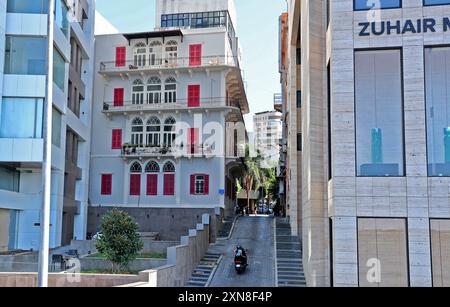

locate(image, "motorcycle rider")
[[234, 245, 248, 266]]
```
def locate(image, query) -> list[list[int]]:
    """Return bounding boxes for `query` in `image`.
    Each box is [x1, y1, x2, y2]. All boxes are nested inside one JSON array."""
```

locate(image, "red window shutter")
[[114, 88, 124, 106], [204, 175, 210, 195], [164, 174, 175, 196], [190, 175, 196, 195], [101, 174, 112, 195], [188, 85, 200, 107], [187, 128, 200, 154], [112, 129, 122, 149], [189, 44, 202, 66], [130, 174, 141, 196], [147, 174, 158, 196], [115, 47, 126, 67]]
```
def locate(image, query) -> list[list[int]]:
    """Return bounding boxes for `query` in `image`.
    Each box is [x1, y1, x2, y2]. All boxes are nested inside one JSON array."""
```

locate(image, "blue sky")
[[96, 0, 285, 132]]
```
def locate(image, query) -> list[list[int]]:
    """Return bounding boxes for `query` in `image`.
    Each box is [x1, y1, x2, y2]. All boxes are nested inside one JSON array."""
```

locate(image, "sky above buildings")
[[95, 0, 286, 132]]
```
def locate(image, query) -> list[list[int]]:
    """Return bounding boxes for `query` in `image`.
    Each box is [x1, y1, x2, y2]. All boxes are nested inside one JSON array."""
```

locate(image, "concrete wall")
[[87, 207, 222, 241], [125, 213, 212, 287], [79, 257, 166, 272], [0, 272, 140, 287]]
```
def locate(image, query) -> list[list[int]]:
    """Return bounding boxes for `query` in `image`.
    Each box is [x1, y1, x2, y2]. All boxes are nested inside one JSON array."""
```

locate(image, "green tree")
[[242, 146, 263, 213], [95, 209, 144, 273]]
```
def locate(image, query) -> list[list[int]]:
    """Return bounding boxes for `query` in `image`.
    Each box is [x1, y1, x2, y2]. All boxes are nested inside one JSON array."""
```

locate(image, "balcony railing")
[[99, 55, 240, 73], [121, 144, 214, 158], [103, 97, 239, 112]]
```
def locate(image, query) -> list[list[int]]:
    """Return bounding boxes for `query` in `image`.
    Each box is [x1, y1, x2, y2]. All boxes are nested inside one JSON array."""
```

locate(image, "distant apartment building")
[[283, 0, 450, 287], [0, 0, 95, 252], [88, 0, 249, 240], [253, 110, 282, 167]]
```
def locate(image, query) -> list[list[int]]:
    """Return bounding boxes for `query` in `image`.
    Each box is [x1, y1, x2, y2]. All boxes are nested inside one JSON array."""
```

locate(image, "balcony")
[[121, 144, 215, 159], [99, 55, 240, 75], [103, 97, 242, 114]]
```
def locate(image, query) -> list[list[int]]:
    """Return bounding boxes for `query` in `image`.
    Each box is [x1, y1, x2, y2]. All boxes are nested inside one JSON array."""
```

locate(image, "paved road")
[[208, 215, 276, 287]]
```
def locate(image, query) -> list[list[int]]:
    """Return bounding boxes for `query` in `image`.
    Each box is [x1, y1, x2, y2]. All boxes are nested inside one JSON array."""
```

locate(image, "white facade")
[[89, 0, 248, 217], [253, 111, 282, 167], [0, 0, 95, 251]]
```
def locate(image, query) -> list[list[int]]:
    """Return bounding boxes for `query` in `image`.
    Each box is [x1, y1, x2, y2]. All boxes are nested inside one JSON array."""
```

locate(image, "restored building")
[[88, 0, 249, 240], [0, 0, 95, 251]]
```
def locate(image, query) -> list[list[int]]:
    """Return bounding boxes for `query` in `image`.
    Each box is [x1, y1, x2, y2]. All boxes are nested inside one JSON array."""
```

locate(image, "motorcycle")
[[234, 247, 248, 274]]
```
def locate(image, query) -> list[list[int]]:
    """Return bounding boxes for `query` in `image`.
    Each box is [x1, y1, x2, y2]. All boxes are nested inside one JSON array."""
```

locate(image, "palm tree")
[[242, 146, 262, 214]]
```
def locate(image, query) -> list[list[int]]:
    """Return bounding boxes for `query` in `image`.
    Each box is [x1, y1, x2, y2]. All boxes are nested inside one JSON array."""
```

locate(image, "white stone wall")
[[326, 0, 450, 287]]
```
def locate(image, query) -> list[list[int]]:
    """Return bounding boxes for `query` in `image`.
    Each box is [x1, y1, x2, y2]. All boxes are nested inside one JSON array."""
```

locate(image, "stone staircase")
[[186, 252, 222, 287], [275, 218, 307, 287]]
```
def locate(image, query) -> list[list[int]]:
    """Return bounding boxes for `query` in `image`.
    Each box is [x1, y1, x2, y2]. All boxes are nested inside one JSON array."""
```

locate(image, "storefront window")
[[425, 47, 450, 176], [355, 49, 404, 177]]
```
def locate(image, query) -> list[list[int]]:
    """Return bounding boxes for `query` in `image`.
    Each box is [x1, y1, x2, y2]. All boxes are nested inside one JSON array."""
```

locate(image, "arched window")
[[163, 161, 176, 173], [146, 116, 161, 147], [145, 161, 160, 173], [163, 161, 175, 196], [164, 77, 177, 104], [163, 117, 177, 148], [149, 41, 163, 66], [130, 161, 142, 173], [131, 117, 144, 146], [147, 77, 162, 104], [165, 40, 178, 65], [129, 162, 142, 196], [132, 79, 145, 105], [133, 42, 147, 67]]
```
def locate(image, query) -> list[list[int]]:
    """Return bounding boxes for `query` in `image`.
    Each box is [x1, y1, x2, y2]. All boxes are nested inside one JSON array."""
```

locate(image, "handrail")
[[103, 97, 242, 111], [99, 55, 240, 72]]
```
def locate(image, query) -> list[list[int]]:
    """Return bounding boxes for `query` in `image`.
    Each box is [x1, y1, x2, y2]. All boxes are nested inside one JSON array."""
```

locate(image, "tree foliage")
[[95, 209, 144, 273]]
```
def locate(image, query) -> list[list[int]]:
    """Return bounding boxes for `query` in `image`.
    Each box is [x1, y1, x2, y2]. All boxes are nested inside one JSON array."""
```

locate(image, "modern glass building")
[[0, 0, 95, 252]]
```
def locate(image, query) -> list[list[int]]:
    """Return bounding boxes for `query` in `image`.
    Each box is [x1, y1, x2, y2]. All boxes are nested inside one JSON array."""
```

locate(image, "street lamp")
[[38, 0, 55, 288]]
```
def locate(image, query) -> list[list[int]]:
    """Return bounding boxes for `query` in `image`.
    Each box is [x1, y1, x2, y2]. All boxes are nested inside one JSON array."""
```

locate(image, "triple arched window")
[[130, 116, 177, 147], [128, 161, 176, 196], [134, 40, 178, 68], [132, 77, 177, 105]]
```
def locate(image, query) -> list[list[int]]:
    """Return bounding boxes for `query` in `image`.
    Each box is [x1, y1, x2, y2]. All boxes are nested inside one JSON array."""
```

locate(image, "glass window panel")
[[0, 98, 43, 139], [52, 108, 62, 147], [354, 0, 400, 10], [424, 0, 450, 5], [4, 36, 46, 75], [355, 50, 404, 177], [53, 48, 66, 91], [425, 47, 450, 176], [55, 0, 69, 37], [7, 0, 48, 14]]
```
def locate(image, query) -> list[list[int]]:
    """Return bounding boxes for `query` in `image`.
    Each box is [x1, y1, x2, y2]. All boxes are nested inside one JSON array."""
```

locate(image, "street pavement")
[[208, 215, 276, 287]]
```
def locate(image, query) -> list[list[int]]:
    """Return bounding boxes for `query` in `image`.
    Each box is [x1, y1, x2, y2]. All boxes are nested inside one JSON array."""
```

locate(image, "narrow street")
[[208, 216, 276, 287]]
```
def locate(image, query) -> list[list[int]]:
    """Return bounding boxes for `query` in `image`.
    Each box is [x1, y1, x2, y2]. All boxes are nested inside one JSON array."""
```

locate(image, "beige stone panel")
[[358, 218, 409, 287], [0, 209, 10, 252], [431, 220, 450, 287]]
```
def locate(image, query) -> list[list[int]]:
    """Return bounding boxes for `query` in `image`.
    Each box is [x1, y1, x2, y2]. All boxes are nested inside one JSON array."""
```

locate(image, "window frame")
[[353, 47, 406, 178], [353, 0, 402, 11]]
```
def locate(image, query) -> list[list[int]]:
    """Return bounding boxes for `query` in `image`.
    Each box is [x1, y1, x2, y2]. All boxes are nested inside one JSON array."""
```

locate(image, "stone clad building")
[[284, 0, 450, 287]]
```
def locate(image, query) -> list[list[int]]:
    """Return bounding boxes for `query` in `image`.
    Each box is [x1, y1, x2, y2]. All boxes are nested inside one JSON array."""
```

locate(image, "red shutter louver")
[[114, 88, 124, 107], [190, 175, 195, 195], [130, 174, 141, 196], [188, 85, 200, 107], [164, 174, 175, 196], [204, 175, 210, 195], [147, 174, 158, 196], [115, 47, 126, 67], [112, 129, 122, 150], [101, 174, 112, 195], [189, 44, 202, 66]]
